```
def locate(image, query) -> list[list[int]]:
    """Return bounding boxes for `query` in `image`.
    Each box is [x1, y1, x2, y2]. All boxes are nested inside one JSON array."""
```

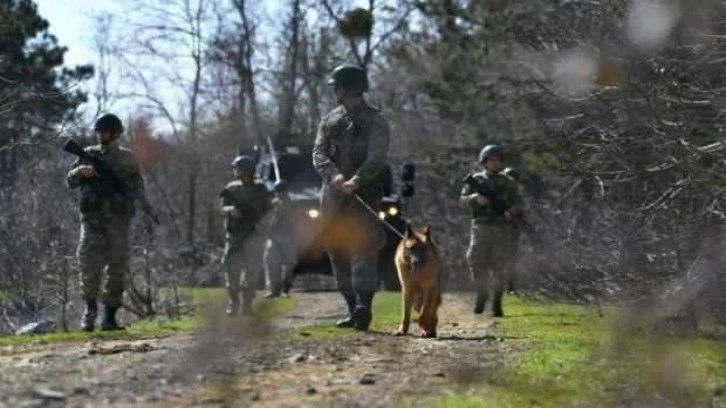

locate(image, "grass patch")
[[291, 291, 402, 340], [430, 296, 726, 407], [0, 289, 297, 348]]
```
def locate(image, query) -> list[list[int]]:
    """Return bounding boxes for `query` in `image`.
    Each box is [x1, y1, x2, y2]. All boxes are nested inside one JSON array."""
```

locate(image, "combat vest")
[[220, 180, 271, 235], [74, 144, 141, 217], [314, 101, 390, 198], [465, 171, 517, 222]]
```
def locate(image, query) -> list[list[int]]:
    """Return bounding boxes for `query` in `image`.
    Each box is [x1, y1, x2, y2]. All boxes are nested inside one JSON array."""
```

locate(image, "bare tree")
[[320, 0, 415, 68], [91, 12, 116, 116], [125, 0, 213, 246], [209, 0, 264, 148], [276, 0, 304, 141]]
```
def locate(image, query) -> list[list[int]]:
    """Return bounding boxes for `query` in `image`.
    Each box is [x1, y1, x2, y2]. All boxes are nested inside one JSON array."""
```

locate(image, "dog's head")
[[401, 224, 434, 272]]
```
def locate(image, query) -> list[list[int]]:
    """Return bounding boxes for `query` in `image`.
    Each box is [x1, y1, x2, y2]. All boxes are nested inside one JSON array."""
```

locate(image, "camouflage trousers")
[[321, 189, 386, 295], [223, 232, 264, 302], [77, 215, 131, 308], [329, 251, 379, 294], [263, 237, 297, 293], [466, 221, 513, 294]]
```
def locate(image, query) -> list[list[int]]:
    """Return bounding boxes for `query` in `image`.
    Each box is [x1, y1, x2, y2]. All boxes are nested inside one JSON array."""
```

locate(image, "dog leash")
[[353, 193, 406, 240]]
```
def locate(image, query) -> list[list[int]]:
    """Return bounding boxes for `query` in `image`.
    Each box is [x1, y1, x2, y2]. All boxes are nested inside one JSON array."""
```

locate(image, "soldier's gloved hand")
[[331, 174, 346, 191], [341, 177, 359, 195], [76, 165, 98, 179], [504, 210, 513, 220], [475, 195, 489, 207]]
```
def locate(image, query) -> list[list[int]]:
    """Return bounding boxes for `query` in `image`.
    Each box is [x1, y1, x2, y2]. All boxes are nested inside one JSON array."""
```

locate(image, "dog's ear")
[[421, 225, 431, 242], [404, 223, 414, 239]]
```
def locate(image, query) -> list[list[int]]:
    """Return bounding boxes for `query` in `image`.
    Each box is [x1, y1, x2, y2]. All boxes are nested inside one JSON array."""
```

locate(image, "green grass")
[[5, 290, 724, 407], [428, 296, 726, 408], [291, 291, 401, 340], [0, 289, 297, 348]]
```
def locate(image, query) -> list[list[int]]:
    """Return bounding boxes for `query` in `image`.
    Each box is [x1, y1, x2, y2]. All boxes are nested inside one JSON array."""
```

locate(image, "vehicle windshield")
[[260, 146, 393, 194], [278, 153, 321, 186], [259, 150, 321, 189]]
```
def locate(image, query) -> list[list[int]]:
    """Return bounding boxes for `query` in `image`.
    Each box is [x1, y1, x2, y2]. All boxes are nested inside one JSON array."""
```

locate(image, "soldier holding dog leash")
[[313, 63, 391, 332]]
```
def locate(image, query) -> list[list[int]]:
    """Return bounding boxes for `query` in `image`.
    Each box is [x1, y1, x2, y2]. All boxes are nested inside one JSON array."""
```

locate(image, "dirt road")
[[0, 292, 521, 407]]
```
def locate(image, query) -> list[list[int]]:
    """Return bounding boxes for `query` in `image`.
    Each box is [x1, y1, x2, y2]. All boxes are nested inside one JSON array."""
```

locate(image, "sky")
[[33, 0, 370, 131], [34, 0, 286, 130], [35, 0, 287, 68]]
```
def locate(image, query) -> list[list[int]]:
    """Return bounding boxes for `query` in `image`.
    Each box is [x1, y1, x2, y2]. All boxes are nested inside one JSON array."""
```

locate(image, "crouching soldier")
[[459, 145, 521, 317], [220, 155, 272, 315], [263, 180, 298, 298]]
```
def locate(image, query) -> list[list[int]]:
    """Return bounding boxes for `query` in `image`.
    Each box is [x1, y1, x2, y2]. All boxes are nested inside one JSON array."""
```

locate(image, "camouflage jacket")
[[312, 100, 390, 201], [460, 170, 521, 222], [219, 180, 272, 235], [66, 142, 145, 218]]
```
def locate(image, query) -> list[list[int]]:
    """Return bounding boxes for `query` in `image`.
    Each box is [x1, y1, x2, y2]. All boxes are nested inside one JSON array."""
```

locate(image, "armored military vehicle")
[[254, 144, 415, 291]]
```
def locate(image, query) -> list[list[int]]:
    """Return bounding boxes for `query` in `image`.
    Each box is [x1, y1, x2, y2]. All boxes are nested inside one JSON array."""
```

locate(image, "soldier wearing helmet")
[[219, 154, 271, 315], [66, 113, 145, 332], [459, 144, 521, 317], [263, 179, 298, 299], [313, 62, 390, 331]]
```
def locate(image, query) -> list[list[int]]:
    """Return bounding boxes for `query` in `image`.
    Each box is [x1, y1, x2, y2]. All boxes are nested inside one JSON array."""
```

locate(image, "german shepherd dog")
[[393, 225, 442, 338]]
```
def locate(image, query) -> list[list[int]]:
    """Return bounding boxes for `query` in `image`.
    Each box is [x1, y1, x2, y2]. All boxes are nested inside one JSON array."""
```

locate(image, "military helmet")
[[231, 155, 256, 174], [503, 167, 520, 181], [94, 113, 124, 135], [478, 144, 505, 164], [327, 63, 369, 93]]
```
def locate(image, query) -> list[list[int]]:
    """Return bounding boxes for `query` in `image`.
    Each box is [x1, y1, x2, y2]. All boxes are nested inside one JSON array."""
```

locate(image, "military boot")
[[80, 299, 97, 332], [473, 291, 487, 315], [353, 292, 374, 332], [492, 291, 504, 318], [240, 289, 255, 316], [335, 292, 357, 328], [507, 278, 516, 294], [281, 275, 294, 298], [226, 290, 240, 316], [100, 306, 126, 331], [264, 283, 282, 299]]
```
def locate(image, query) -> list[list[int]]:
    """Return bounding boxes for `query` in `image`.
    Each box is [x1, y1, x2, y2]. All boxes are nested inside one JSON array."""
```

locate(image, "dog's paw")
[[393, 327, 408, 336], [419, 330, 437, 338]]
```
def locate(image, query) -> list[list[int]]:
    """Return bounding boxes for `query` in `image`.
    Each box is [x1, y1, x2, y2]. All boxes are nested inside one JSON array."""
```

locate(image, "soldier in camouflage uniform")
[[219, 155, 272, 315], [313, 63, 390, 331], [459, 145, 521, 317], [263, 180, 297, 298], [67, 113, 144, 332]]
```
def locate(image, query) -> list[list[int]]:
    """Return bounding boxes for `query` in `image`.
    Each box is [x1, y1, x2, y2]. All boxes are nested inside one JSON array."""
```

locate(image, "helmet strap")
[[237, 171, 254, 182], [484, 158, 503, 173], [100, 135, 119, 147], [339, 91, 364, 109]]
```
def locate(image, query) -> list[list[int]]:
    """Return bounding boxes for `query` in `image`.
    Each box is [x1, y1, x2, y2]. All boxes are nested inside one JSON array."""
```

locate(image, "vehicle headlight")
[[378, 211, 386, 220], [388, 206, 399, 216], [308, 209, 320, 219]]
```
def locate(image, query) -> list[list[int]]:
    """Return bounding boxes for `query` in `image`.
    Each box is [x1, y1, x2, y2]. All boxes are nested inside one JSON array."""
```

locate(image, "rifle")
[[63, 138, 160, 225], [220, 189, 265, 234], [463, 173, 508, 217]]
